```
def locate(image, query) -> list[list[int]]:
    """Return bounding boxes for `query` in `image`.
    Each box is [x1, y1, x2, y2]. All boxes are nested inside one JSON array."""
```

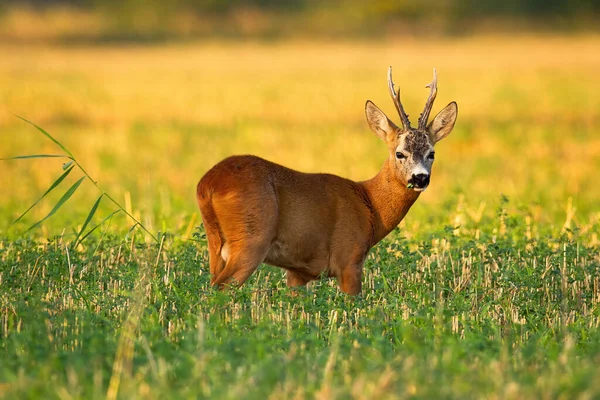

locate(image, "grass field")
[[1, 36, 600, 398]]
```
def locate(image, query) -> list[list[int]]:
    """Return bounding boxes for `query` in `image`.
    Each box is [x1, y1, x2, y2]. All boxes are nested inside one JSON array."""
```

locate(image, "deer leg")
[[212, 241, 270, 289], [209, 183, 278, 289], [202, 213, 225, 283], [208, 248, 225, 285], [338, 264, 363, 295], [203, 224, 225, 284], [332, 248, 366, 295], [286, 270, 312, 288]]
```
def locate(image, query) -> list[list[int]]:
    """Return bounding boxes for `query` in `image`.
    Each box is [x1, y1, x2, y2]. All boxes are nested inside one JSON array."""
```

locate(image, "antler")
[[418, 68, 438, 130], [387, 66, 411, 130]]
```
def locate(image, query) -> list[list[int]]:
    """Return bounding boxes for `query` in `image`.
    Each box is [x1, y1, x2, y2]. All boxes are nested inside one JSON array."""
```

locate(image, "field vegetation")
[[1, 0, 598, 43], [1, 35, 600, 398]]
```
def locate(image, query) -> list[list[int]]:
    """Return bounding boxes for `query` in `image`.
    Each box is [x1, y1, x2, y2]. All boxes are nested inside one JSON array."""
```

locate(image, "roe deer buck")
[[196, 67, 458, 295]]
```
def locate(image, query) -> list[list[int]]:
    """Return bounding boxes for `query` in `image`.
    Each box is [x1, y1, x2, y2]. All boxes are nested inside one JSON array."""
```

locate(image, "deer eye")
[[428, 152, 435, 160], [396, 152, 407, 160]]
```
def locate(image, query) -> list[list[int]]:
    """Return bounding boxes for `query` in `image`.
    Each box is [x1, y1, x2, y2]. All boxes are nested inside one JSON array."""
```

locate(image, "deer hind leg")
[[198, 203, 226, 284], [210, 188, 278, 289], [205, 226, 225, 285], [212, 239, 271, 288]]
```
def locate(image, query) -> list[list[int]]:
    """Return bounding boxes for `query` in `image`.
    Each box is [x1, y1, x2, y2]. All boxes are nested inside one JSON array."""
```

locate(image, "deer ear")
[[427, 101, 458, 144], [365, 100, 399, 142]]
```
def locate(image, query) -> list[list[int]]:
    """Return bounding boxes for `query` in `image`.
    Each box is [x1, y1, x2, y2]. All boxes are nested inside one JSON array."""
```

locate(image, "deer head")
[[365, 67, 458, 192]]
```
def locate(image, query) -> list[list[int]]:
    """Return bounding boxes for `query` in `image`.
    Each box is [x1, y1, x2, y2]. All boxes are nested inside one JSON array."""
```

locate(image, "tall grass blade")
[[73, 194, 104, 247], [10, 165, 75, 227], [125, 222, 140, 241], [11, 117, 159, 242], [77, 209, 121, 245], [27, 176, 85, 232], [15, 115, 74, 158], [0, 154, 67, 161]]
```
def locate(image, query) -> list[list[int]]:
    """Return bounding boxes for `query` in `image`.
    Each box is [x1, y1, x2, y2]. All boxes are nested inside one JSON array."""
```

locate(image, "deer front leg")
[[338, 264, 363, 295], [286, 270, 312, 288], [332, 247, 367, 295]]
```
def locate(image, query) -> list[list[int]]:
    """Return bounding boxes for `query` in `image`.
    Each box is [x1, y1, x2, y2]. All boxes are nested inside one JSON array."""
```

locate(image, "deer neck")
[[360, 159, 420, 245]]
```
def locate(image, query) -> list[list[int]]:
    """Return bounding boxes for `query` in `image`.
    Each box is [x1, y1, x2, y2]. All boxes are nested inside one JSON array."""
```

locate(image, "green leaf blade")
[[10, 165, 75, 228], [15, 115, 74, 158], [125, 222, 140, 241], [27, 176, 86, 233], [73, 194, 104, 247], [0, 154, 67, 161], [77, 209, 121, 245]]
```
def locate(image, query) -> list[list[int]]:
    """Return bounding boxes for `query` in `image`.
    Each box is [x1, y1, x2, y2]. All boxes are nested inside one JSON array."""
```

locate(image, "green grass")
[[1, 214, 599, 398], [1, 37, 600, 398]]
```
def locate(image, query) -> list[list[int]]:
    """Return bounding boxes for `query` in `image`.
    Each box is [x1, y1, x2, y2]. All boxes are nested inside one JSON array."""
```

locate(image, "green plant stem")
[[72, 159, 158, 243]]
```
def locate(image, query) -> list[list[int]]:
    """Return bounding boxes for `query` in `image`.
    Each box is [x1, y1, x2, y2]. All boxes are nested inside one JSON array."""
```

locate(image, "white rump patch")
[[220, 243, 230, 262]]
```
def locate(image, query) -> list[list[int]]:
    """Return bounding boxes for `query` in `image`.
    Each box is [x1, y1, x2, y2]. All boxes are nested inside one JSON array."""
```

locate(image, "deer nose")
[[410, 173, 430, 188]]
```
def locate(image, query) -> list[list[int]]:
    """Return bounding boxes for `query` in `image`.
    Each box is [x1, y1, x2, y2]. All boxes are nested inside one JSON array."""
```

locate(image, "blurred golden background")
[[0, 0, 599, 237]]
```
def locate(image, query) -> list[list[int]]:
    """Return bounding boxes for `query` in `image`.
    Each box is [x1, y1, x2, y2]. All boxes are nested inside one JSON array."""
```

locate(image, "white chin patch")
[[413, 187, 427, 192]]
